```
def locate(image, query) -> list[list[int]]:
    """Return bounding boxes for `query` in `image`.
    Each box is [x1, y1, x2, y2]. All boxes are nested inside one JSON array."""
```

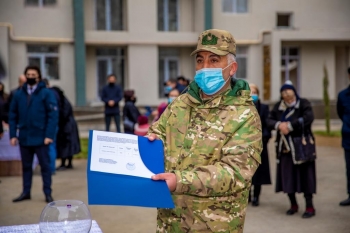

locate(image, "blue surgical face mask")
[[194, 63, 232, 95], [251, 94, 259, 103], [168, 97, 175, 104], [164, 86, 172, 94]]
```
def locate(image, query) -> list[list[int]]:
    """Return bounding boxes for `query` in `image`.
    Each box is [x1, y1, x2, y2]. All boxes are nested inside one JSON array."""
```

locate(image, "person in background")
[[0, 98, 3, 139], [267, 81, 316, 218], [164, 78, 186, 95], [101, 74, 123, 132], [0, 82, 9, 123], [249, 83, 272, 206], [177, 76, 189, 87], [52, 86, 80, 170], [134, 115, 150, 136], [152, 88, 180, 123], [42, 79, 60, 174], [123, 90, 140, 134], [9, 65, 58, 203], [337, 67, 350, 206], [5, 75, 27, 122]]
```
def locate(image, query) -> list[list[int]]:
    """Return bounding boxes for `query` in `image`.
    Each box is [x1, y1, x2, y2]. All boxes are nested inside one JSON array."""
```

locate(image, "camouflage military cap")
[[191, 29, 236, 56]]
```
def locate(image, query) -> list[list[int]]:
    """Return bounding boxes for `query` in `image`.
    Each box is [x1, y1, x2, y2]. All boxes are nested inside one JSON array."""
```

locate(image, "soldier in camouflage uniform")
[[149, 29, 262, 233]]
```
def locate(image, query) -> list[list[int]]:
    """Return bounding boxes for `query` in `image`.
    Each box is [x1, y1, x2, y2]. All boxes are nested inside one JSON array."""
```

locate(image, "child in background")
[[134, 115, 150, 136]]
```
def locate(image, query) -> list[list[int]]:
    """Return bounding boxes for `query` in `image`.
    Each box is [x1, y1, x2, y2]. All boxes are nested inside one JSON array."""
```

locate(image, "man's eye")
[[211, 59, 218, 63], [196, 59, 203, 63]]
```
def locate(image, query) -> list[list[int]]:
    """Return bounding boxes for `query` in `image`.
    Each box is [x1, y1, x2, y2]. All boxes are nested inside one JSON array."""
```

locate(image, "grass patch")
[[75, 138, 89, 159], [313, 130, 341, 137]]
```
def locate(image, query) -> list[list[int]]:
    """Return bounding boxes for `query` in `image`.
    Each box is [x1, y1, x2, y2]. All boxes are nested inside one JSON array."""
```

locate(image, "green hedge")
[[313, 130, 341, 137], [75, 138, 89, 159]]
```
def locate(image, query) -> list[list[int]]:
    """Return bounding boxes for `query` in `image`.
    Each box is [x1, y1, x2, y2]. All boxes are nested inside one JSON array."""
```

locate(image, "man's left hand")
[[44, 138, 53, 145], [152, 173, 177, 192]]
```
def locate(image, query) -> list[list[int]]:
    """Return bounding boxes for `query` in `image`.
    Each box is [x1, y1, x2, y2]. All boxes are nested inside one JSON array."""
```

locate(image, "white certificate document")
[[89, 130, 155, 179]]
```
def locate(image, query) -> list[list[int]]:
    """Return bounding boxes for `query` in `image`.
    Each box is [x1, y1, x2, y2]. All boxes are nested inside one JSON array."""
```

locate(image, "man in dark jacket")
[[101, 74, 123, 132], [337, 67, 350, 206], [9, 66, 58, 203]]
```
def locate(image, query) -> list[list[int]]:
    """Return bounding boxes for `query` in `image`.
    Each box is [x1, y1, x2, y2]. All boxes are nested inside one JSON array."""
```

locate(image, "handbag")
[[123, 116, 134, 131], [290, 119, 316, 164]]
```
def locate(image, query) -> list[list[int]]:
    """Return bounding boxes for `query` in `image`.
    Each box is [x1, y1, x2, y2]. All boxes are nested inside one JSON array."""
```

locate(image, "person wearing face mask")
[[101, 74, 123, 132], [249, 84, 272, 207], [9, 65, 58, 203], [267, 81, 316, 218], [122, 90, 140, 134], [147, 29, 262, 232]]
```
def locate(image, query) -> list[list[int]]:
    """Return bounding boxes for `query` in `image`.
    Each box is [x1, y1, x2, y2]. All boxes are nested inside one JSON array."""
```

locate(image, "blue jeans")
[[105, 114, 121, 132]]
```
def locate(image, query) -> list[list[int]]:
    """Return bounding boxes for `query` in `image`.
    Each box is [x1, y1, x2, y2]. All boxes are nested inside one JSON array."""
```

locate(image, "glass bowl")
[[39, 200, 92, 233]]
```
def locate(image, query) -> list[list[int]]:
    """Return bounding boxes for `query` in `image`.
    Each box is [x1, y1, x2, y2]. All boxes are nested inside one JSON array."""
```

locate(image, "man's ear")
[[229, 62, 238, 77]]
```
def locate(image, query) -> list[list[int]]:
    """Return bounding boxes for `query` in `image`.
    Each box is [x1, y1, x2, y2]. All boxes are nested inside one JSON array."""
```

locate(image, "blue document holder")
[[87, 130, 174, 208]]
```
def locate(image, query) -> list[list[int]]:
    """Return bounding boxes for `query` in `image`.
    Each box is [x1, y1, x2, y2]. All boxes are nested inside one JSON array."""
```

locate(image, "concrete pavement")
[[0, 140, 349, 233]]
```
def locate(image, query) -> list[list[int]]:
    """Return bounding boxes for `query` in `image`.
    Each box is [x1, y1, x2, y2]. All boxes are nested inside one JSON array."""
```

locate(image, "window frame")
[[222, 0, 249, 14], [281, 46, 300, 91], [234, 46, 248, 79], [158, 0, 179, 32], [94, 0, 124, 31], [27, 45, 60, 80], [25, 0, 56, 7], [159, 54, 180, 97], [276, 12, 293, 28]]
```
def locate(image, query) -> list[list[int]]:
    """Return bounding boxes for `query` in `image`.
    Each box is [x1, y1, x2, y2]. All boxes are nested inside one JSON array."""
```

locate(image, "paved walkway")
[[0, 141, 349, 232]]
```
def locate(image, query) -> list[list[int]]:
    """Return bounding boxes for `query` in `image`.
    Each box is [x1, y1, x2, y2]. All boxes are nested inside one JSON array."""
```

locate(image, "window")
[[222, 0, 248, 13], [159, 48, 179, 97], [281, 47, 300, 91], [96, 48, 125, 98], [235, 46, 248, 79], [95, 0, 124, 31], [158, 0, 178, 31], [277, 13, 292, 28], [25, 0, 56, 7], [27, 45, 59, 80]]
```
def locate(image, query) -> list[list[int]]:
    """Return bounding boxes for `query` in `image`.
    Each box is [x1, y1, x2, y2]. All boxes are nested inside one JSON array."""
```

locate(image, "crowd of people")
[[0, 28, 349, 232]]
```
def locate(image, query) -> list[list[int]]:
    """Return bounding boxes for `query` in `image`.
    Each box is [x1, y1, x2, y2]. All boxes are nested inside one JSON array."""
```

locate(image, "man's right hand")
[[10, 138, 18, 146], [147, 133, 159, 141]]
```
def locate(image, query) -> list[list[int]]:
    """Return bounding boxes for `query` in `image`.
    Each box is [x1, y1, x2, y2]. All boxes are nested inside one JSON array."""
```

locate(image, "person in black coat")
[[123, 90, 140, 134], [101, 74, 123, 132], [249, 84, 271, 206], [52, 86, 81, 170], [337, 67, 350, 206], [267, 81, 316, 218]]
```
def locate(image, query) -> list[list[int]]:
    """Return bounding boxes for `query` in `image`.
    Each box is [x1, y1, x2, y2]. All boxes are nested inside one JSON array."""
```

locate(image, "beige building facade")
[[0, 0, 349, 106]]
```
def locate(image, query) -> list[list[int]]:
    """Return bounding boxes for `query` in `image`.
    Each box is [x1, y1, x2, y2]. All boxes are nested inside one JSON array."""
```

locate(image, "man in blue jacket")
[[337, 67, 350, 206], [9, 66, 58, 203], [101, 74, 123, 132]]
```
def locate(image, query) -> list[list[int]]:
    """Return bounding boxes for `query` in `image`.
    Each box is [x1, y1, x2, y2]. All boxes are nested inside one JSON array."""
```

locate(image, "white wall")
[[0, 27, 10, 91], [85, 46, 97, 103]]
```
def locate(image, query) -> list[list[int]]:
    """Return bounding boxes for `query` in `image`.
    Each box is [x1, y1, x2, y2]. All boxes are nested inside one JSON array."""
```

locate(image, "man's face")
[[108, 76, 116, 83], [26, 69, 39, 81], [166, 81, 176, 89], [169, 90, 180, 98], [178, 79, 185, 86], [195, 51, 237, 81]]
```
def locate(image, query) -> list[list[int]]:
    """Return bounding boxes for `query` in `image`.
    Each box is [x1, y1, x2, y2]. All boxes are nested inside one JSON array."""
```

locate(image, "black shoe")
[[252, 197, 259, 206], [56, 166, 66, 171], [13, 193, 31, 202], [302, 210, 316, 218], [286, 207, 298, 215], [65, 164, 73, 169], [339, 197, 350, 206], [45, 195, 54, 203]]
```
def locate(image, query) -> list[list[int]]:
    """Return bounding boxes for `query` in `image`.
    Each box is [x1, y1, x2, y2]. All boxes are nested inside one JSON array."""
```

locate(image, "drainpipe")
[[204, 0, 212, 30], [73, 0, 86, 106]]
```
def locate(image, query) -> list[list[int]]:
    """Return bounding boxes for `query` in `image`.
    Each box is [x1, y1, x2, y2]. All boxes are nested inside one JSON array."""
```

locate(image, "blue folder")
[[87, 130, 174, 208]]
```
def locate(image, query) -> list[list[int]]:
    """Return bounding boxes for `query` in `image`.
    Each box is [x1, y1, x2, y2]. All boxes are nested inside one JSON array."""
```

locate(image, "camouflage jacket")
[[149, 79, 262, 233]]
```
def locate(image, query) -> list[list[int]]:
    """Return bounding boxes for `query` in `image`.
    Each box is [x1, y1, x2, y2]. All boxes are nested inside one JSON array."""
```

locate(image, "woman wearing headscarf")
[[249, 84, 271, 206], [267, 81, 316, 218]]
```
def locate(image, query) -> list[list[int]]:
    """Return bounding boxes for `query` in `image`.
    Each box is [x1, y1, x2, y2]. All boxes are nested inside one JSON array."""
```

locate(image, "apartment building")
[[0, 0, 349, 107]]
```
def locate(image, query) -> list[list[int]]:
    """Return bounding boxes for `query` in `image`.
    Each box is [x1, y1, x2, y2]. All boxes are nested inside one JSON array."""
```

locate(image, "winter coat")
[[123, 101, 140, 133], [101, 84, 123, 115], [148, 79, 262, 232], [52, 87, 81, 158], [337, 85, 350, 150], [9, 82, 58, 146], [267, 98, 314, 161]]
